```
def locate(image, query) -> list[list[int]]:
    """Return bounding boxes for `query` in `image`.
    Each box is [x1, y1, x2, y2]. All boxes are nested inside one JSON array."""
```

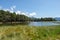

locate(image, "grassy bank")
[[0, 25, 60, 40]]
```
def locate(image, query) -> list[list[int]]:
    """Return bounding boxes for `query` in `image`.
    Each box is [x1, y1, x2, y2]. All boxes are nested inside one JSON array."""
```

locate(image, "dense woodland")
[[0, 10, 56, 24]]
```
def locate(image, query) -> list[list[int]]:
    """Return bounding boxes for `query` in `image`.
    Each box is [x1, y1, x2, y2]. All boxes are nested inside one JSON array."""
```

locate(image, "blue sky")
[[0, 0, 60, 18]]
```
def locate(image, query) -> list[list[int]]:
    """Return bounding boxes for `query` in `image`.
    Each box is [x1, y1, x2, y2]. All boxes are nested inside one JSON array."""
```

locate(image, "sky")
[[0, 0, 60, 18]]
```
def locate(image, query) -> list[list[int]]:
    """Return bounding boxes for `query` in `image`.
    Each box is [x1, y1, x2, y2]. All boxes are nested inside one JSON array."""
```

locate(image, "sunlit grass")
[[0, 25, 60, 40]]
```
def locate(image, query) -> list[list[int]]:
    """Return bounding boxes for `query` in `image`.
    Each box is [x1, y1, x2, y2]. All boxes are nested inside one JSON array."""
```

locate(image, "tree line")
[[0, 10, 30, 24], [30, 17, 56, 22], [0, 10, 56, 24]]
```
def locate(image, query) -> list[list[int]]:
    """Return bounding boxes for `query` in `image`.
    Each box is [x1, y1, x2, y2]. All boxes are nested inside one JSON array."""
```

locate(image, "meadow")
[[0, 25, 60, 40]]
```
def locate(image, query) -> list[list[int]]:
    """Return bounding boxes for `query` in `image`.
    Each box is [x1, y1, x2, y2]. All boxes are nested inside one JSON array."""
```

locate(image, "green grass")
[[0, 25, 60, 40]]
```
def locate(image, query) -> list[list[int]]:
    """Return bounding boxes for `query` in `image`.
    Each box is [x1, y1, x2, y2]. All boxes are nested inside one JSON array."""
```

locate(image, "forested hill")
[[0, 10, 56, 24], [0, 10, 30, 23]]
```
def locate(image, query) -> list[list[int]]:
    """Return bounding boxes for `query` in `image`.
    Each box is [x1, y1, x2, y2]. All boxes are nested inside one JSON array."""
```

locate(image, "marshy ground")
[[0, 25, 60, 40]]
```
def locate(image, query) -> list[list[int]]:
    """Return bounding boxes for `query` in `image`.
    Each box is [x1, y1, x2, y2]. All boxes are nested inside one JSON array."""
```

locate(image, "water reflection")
[[29, 21, 60, 26], [0, 21, 60, 26]]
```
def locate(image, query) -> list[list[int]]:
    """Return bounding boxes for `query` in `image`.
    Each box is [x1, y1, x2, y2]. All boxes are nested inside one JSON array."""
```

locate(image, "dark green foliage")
[[0, 10, 30, 24], [40, 18, 56, 21], [30, 17, 56, 22], [0, 10, 56, 24]]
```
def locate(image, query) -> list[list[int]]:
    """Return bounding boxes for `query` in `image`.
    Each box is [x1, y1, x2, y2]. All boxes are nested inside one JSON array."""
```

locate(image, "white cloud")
[[9, 10, 14, 13], [3, 9, 10, 11], [3, 5, 16, 13], [0, 5, 37, 17], [3, 9, 14, 13], [16, 11, 21, 14], [21, 12, 26, 15], [15, 11, 28, 16], [21, 12, 29, 16], [15, 11, 37, 17], [29, 12, 36, 16], [10, 5, 16, 11]]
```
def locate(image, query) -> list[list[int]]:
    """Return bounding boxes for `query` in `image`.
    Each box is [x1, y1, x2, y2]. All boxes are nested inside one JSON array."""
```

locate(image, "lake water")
[[0, 21, 59, 26], [29, 21, 60, 26]]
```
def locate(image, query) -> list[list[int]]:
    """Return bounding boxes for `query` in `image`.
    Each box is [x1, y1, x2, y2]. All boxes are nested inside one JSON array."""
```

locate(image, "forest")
[[0, 10, 56, 24]]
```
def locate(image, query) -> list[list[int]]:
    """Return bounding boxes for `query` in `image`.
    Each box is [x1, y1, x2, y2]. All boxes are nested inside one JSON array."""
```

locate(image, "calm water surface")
[[29, 21, 60, 26]]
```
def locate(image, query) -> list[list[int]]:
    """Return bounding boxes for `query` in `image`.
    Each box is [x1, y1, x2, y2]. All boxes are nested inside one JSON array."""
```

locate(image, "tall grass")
[[0, 25, 60, 40]]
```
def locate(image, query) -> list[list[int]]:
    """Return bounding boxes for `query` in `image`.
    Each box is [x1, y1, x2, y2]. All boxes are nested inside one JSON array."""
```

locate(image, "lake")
[[0, 21, 60, 26], [29, 21, 60, 26]]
